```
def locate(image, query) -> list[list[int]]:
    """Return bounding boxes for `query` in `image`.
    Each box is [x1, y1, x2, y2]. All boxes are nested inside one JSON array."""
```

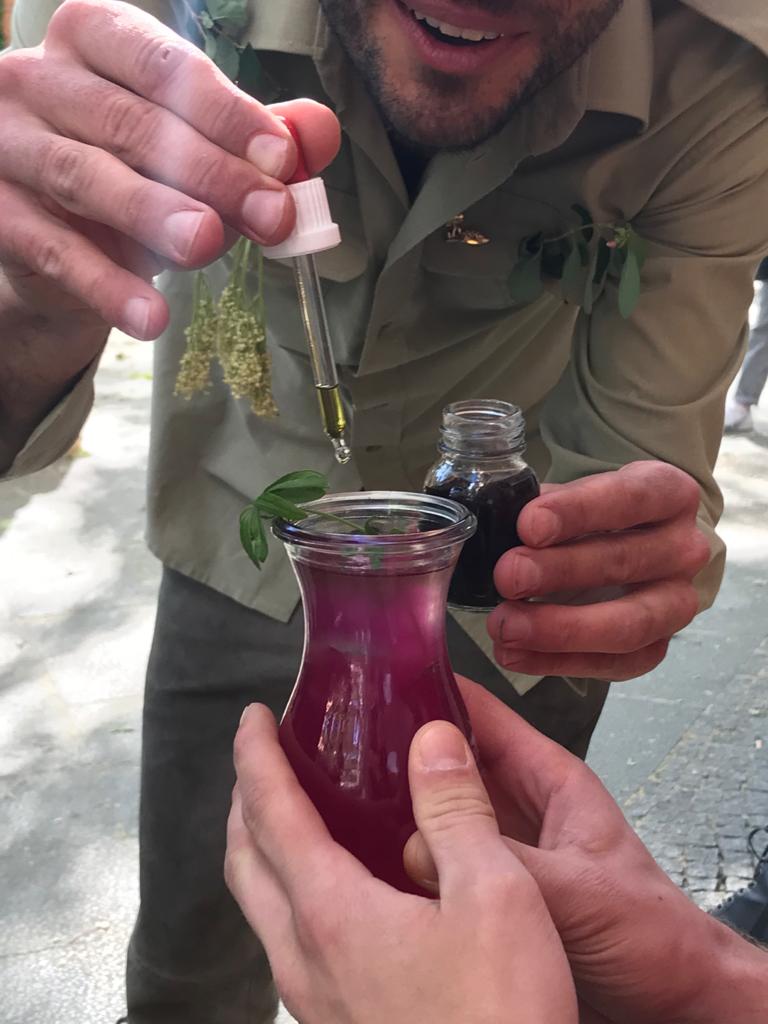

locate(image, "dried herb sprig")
[[216, 239, 277, 416], [175, 0, 282, 416], [175, 238, 278, 415], [175, 270, 217, 398], [240, 471, 402, 569]]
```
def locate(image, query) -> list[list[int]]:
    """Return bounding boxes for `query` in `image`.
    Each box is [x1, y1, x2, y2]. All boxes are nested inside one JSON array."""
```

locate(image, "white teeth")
[[409, 6, 501, 41]]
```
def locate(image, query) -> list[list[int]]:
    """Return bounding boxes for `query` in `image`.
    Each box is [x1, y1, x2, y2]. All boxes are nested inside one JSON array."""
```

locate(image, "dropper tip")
[[331, 436, 352, 465]]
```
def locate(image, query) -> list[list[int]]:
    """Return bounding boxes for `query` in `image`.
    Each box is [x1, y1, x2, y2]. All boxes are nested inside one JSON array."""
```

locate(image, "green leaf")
[[264, 470, 328, 504], [618, 248, 641, 318], [571, 204, 595, 243], [508, 250, 544, 305], [561, 242, 584, 305], [609, 243, 627, 280], [254, 492, 308, 522], [583, 239, 610, 315], [239, 506, 268, 568], [627, 227, 648, 271], [205, 0, 249, 28], [204, 29, 241, 80], [237, 44, 282, 102]]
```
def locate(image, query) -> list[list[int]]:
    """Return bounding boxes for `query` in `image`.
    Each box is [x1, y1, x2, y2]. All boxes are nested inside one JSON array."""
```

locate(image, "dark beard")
[[318, 0, 624, 151]]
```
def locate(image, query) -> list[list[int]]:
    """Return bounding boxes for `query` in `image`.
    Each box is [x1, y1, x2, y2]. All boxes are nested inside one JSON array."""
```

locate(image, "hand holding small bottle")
[[488, 461, 711, 680]]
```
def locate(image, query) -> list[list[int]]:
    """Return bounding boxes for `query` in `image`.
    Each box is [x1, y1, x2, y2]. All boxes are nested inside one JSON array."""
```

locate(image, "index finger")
[[233, 704, 369, 897], [518, 461, 701, 548], [49, 0, 298, 166], [456, 677, 582, 816]]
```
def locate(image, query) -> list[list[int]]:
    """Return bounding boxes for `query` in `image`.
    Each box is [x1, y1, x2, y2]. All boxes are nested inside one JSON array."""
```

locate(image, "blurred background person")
[[725, 257, 768, 433]]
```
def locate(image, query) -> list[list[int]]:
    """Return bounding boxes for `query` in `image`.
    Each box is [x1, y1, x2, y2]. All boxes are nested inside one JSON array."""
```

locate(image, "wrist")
[[0, 272, 107, 460], [663, 908, 768, 1024]]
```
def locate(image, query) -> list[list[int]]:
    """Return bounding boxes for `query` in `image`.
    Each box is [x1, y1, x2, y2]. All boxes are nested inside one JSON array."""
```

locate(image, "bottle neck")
[[438, 399, 527, 460]]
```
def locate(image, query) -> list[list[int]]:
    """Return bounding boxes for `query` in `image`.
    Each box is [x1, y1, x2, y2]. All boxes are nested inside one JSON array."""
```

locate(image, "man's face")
[[319, 0, 623, 150]]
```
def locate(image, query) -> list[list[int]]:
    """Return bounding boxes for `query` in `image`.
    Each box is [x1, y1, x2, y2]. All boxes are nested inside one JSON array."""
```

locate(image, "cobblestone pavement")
[[1, 332, 767, 1023], [624, 637, 768, 910]]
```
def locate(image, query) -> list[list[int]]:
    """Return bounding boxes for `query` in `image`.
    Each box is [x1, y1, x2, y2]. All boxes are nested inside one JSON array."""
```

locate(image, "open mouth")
[[398, 0, 503, 47]]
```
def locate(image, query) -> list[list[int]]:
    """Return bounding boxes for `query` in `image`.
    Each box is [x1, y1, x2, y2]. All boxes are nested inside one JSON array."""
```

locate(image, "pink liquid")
[[279, 561, 472, 894]]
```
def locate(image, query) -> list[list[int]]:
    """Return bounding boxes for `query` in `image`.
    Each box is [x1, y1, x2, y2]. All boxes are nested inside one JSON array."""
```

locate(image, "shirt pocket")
[[420, 189, 564, 312]]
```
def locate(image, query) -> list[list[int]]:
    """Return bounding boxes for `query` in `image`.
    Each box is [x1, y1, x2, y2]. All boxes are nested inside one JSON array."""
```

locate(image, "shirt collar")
[[682, 0, 768, 59], [242, 0, 326, 57]]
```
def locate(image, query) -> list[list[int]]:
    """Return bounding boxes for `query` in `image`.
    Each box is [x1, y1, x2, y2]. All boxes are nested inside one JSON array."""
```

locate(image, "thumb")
[[407, 721, 524, 899]]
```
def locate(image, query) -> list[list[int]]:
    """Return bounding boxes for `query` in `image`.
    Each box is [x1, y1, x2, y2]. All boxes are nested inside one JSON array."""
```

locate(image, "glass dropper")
[[262, 118, 351, 465]]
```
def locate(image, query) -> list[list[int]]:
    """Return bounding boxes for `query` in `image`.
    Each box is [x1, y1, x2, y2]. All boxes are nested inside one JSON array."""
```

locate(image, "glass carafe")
[[273, 492, 476, 893]]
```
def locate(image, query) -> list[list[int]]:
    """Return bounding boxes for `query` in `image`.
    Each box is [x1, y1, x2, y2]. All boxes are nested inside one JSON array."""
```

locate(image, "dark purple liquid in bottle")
[[279, 562, 472, 894], [427, 468, 540, 609]]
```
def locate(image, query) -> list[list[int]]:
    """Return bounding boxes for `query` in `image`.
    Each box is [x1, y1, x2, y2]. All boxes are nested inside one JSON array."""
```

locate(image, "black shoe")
[[711, 827, 768, 942]]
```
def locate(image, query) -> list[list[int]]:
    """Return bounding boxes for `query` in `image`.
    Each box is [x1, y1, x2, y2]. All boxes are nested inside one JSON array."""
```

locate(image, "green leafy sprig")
[[509, 205, 648, 318], [179, 0, 281, 98], [239, 471, 402, 570]]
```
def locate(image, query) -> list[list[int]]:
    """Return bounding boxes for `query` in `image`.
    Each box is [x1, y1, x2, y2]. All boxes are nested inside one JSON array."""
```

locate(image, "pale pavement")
[[1, 332, 766, 1024]]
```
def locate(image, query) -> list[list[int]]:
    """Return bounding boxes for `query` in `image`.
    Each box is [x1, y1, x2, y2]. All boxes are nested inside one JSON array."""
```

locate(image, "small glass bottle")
[[273, 491, 476, 894], [424, 400, 540, 611]]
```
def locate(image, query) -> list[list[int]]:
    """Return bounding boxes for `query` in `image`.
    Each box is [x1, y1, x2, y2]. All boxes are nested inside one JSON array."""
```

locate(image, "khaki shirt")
[[7, 0, 768, 692]]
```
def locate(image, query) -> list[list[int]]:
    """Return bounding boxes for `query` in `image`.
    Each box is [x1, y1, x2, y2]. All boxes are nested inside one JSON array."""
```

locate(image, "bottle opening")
[[273, 491, 476, 573], [440, 399, 527, 457]]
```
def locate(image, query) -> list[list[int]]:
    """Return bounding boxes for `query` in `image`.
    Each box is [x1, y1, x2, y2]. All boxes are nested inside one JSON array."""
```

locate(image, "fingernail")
[[242, 189, 289, 243], [417, 722, 471, 771], [530, 508, 561, 545], [246, 133, 292, 178], [239, 704, 252, 727], [506, 555, 541, 597], [500, 609, 531, 644], [164, 210, 207, 262], [123, 297, 150, 338]]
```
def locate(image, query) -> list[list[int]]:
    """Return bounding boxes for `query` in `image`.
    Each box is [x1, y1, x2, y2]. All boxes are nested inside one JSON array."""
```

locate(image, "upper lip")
[[399, 0, 527, 36]]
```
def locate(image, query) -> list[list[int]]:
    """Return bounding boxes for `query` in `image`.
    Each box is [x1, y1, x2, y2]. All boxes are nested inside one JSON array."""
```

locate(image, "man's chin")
[[375, 87, 516, 152]]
